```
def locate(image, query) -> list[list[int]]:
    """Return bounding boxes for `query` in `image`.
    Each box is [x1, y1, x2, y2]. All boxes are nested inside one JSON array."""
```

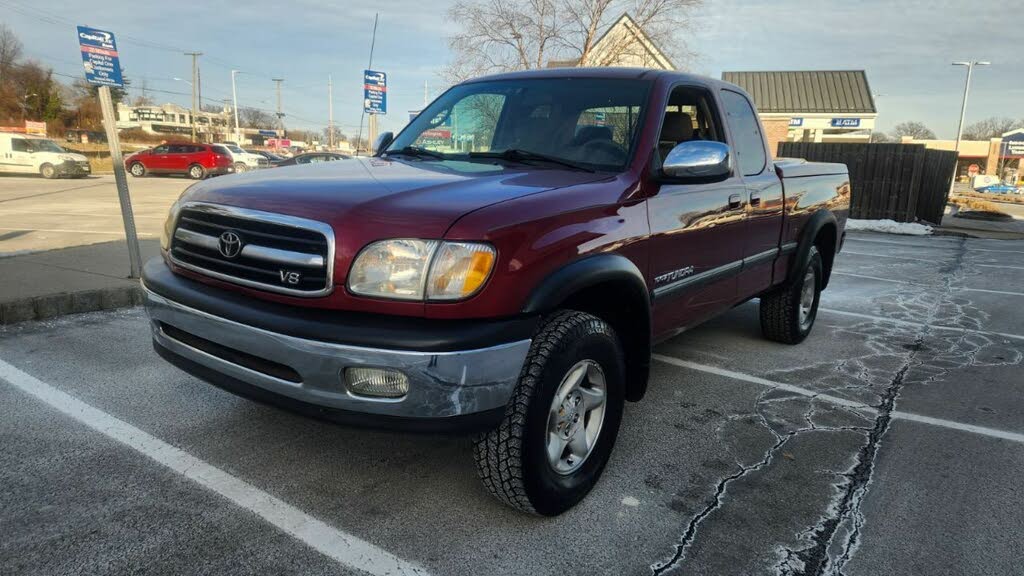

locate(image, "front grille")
[[160, 322, 301, 383], [169, 203, 333, 296]]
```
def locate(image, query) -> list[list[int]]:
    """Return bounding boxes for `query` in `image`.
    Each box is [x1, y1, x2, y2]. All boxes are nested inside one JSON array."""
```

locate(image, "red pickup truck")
[[143, 68, 849, 516]]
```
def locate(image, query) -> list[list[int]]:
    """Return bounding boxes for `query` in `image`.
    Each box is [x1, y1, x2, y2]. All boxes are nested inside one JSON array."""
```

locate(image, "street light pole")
[[952, 60, 990, 152], [231, 70, 241, 143]]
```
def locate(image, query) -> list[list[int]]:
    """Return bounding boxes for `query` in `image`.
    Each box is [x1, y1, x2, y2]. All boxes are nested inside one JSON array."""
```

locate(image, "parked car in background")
[[143, 68, 849, 515], [247, 149, 285, 164], [0, 132, 91, 178], [272, 152, 350, 167], [124, 143, 234, 179], [215, 143, 269, 172], [64, 129, 107, 144]]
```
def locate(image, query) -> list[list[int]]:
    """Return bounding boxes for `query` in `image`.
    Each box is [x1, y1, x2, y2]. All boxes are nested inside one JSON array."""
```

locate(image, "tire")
[[234, 162, 248, 173], [474, 310, 625, 516], [760, 245, 822, 344], [129, 162, 146, 177], [188, 164, 206, 180], [40, 163, 56, 179]]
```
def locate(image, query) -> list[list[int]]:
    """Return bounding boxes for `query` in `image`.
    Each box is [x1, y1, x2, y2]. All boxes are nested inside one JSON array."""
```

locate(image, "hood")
[[181, 156, 607, 240]]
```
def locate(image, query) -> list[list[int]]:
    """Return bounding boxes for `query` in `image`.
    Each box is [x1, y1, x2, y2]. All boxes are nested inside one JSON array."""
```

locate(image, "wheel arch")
[[522, 254, 652, 402], [789, 210, 839, 290]]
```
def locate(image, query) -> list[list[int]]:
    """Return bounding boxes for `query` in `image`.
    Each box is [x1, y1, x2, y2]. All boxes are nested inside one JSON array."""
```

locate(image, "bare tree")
[[890, 121, 936, 141], [239, 107, 276, 129], [0, 23, 22, 86], [445, 0, 701, 81], [962, 117, 1024, 141]]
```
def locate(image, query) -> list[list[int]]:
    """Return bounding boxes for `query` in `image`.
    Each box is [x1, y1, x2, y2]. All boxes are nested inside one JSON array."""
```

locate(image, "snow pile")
[[845, 219, 933, 236]]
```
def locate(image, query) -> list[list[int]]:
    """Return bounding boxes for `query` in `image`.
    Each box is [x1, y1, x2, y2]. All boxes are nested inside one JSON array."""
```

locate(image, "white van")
[[0, 133, 91, 178]]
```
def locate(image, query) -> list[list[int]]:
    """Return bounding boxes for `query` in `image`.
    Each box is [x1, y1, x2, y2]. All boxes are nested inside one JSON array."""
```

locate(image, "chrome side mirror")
[[662, 140, 730, 179], [373, 131, 394, 156]]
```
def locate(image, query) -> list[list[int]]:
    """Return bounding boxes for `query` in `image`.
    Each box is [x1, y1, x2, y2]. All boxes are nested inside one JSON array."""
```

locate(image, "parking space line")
[[818, 308, 1024, 342], [961, 287, 1024, 297], [832, 272, 1023, 296], [976, 263, 1024, 271], [0, 359, 430, 576], [840, 250, 933, 263], [651, 354, 1024, 445], [846, 236, 1024, 255]]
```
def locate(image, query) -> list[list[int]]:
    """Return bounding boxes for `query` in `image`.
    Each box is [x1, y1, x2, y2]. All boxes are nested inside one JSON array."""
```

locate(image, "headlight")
[[348, 239, 496, 301], [59, 154, 76, 161], [161, 199, 185, 251]]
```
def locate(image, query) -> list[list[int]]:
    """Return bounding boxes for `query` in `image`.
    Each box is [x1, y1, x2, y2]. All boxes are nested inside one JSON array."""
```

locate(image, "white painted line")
[[0, 227, 156, 236], [831, 271, 910, 284], [841, 250, 932, 263], [848, 235, 1024, 255], [651, 354, 875, 411], [0, 359, 430, 576], [961, 287, 1024, 297], [976, 263, 1024, 271], [652, 355, 1024, 445], [818, 307, 1024, 342]]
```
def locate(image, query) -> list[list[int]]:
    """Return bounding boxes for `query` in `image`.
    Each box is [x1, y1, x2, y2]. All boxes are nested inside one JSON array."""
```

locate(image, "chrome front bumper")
[[144, 287, 531, 422]]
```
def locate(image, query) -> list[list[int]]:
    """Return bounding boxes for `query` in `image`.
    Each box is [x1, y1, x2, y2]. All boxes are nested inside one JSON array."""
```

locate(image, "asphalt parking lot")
[[0, 175, 193, 254], [1, 232, 1022, 576]]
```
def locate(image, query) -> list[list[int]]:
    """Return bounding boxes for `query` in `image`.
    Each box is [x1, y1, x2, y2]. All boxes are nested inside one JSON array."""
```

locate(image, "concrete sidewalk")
[[938, 213, 1024, 239], [0, 239, 159, 324]]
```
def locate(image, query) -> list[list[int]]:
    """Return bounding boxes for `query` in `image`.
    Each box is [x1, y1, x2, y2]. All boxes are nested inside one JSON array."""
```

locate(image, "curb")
[[0, 285, 143, 325]]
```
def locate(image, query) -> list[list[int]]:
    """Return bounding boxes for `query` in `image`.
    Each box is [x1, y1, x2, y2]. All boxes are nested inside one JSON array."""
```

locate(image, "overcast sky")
[[5, 0, 1020, 139]]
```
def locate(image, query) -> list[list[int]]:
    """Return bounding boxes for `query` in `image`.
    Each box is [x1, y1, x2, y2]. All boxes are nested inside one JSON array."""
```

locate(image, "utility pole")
[[952, 60, 990, 153], [185, 51, 202, 142], [328, 74, 334, 149], [231, 70, 241, 143], [272, 78, 285, 136], [356, 13, 379, 155]]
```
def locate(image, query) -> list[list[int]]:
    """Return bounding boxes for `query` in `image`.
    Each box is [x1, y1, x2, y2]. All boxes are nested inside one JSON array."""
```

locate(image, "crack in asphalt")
[[650, 236, 1024, 575]]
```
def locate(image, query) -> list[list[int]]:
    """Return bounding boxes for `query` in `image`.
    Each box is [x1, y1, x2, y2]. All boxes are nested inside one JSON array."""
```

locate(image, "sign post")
[[77, 25, 141, 279]]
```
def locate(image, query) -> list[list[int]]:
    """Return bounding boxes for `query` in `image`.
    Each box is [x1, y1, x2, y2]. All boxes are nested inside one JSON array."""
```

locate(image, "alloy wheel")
[[546, 359, 607, 475]]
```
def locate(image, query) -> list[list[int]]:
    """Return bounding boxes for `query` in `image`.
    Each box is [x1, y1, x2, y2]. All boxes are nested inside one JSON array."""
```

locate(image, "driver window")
[[411, 93, 505, 154], [153, 145, 169, 154], [11, 138, 29, 152], [658, 88, 723, 162]]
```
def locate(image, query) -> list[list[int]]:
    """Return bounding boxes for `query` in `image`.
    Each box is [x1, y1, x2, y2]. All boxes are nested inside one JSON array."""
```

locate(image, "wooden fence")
[[777, 142, 958, 224]]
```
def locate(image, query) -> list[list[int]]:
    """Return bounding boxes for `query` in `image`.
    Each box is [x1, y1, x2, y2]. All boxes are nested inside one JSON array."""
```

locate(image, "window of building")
[[720, 90, 766, 176]]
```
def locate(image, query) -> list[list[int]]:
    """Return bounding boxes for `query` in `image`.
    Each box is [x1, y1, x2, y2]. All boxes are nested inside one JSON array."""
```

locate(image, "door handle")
[[728, 194, 742, 209], [750, 193, 761, 206]]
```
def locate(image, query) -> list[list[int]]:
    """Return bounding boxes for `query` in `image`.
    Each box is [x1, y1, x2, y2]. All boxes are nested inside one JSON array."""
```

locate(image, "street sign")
[[364, 69, 387, 115], [77, 26, 124, 87], [258, 129, 278, 137]]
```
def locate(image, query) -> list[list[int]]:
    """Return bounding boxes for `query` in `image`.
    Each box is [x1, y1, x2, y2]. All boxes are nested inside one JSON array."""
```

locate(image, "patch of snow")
[[845, 219, 933, 236], [621, 496, 640, 507]]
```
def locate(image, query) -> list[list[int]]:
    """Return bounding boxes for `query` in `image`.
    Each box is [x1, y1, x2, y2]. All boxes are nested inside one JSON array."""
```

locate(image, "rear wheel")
[[129, 162, 146, 177], [39, 163, 56, 179], [188, 164, 206, 180], [474, 310, 625, 516], [760, 246, 822, 344]]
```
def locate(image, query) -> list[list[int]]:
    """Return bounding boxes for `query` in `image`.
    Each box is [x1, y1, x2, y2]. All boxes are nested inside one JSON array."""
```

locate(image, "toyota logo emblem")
[[218, 231, 243, 258]]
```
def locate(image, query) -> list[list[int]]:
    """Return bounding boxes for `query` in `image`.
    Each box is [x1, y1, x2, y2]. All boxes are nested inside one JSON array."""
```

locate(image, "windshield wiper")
[[468, 149, 595, 173], [386, 146, 446, 160]]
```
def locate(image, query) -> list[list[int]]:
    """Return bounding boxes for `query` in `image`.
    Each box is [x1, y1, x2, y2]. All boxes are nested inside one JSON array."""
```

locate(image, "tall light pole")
[[328, 74, 334, 149], [231, 70, 241, 144], [184, 52, 203, 142], [952, 60, 989, 152], [272, 78, 285, 136]]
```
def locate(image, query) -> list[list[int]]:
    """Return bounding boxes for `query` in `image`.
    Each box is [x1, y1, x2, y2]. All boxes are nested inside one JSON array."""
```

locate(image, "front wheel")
[[129, 162, 146, 177], [40, 164, 57, 179], [474, 310, 625, 516], [233, 162, 248, 173], [760, 245, 822, 344]]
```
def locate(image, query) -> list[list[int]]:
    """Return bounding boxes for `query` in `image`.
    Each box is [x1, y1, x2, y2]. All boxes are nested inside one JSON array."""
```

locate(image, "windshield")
[[225, 145, 244, 153], [31, 139, 66, 153], [387, 77, 652, 171]]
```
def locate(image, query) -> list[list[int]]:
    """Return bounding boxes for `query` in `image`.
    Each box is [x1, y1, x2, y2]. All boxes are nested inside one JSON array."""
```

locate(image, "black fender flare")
[[522, 254, 652, 402], [788, 210, 838, 288]]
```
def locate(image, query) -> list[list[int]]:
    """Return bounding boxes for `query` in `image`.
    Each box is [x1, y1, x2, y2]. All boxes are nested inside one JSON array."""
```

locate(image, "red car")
[[125, 143, 234, 179]]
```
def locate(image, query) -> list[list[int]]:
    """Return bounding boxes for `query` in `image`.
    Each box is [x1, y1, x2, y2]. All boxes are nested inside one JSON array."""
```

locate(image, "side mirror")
[[661, 140, 730, 180], [373, 131, 394, 156]]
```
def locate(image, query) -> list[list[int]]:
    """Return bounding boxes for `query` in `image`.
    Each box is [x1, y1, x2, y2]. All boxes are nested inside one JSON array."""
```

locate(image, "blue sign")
[[77, 26, 123, 87], [831, 118, 861, 128], [258, 129, 278, 136], [363, 69, 387, 115], [789, 117, 804, 127]]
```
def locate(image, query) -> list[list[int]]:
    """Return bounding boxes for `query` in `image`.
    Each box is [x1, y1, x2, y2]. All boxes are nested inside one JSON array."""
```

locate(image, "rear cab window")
[[720, 89, 767, 176]]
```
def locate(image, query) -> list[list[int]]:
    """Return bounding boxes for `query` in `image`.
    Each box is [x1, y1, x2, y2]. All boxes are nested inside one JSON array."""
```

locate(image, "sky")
[[4, 0, 1021, 139]]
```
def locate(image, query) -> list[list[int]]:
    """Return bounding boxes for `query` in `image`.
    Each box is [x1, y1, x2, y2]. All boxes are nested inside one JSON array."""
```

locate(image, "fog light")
[[344, 367, 409, 398]]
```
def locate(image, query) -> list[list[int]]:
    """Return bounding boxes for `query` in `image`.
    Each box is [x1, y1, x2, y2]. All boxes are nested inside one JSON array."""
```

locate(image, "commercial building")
[[901, 129, 1024, 183], [115, 102, 281, 144], [722, 70, 878, 153]]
